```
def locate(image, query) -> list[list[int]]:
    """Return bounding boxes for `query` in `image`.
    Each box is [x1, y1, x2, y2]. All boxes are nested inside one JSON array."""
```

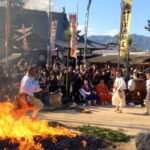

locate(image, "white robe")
[[145, 79, 150, 108], [112, 77, 126, 107]]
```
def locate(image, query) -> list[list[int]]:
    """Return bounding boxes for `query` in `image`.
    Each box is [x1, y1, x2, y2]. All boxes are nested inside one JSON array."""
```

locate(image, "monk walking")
[[143, 71, 150, 115], [112, 70, 126, 113]]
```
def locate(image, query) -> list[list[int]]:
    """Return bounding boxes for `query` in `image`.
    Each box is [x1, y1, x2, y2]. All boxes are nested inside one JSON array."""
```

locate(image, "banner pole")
[[84, 0, 92, 67], [118, 0, 123, 70], [76, 0, 78, 66]]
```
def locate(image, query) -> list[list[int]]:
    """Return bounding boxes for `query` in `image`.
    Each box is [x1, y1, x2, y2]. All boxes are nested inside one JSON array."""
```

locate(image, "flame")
[[0, 102, 78, 149]]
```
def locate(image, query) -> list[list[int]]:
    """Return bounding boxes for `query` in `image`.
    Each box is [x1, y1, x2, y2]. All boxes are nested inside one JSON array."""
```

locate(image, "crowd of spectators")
[[0, 56, 149, 106]]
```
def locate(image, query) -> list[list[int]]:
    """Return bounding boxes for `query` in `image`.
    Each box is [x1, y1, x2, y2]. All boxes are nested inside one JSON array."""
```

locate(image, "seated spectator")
[[95, 79, 112, 105], [80, 79, 99, 105]]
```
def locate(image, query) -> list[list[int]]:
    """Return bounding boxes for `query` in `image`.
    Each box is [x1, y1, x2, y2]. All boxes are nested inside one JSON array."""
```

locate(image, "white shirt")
[[114, 77, 126, 91], [146, 79, 150, 93], [20, 75, 41, 96]]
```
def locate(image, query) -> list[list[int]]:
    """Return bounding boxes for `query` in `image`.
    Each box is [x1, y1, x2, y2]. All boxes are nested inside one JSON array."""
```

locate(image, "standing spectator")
[[68, 66, 75, 95], [79, 64, 84, 74], [49, 72, 57, 93], [92, 70, 100, 86], [57, 70, 65, 93], [45, 63, 50, 77], [73, 65, 80, 77], [100, 69, 110, 85]]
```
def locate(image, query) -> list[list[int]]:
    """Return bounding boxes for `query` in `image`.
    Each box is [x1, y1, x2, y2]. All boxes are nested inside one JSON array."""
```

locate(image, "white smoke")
[[24, 0, 58, 12]]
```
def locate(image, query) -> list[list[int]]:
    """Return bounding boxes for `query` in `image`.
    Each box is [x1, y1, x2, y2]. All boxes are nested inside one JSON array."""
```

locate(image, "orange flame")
[[0, 102, 78, 149]]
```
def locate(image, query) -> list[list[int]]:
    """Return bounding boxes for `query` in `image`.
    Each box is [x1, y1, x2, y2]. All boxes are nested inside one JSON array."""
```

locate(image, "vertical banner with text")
[[120, 0, 132, 57], [69, 14, 77, 58], [22, 24, 29, 51], [51, 21, 57, 55], [4, 0, 10, 50]]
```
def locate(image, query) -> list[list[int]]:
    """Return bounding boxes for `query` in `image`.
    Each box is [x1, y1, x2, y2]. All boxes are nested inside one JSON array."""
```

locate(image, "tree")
[[127, 36, 132, 46], [64, 29, 71, 97], [113, 34, 120, 45], [145, 20, 150, 32]]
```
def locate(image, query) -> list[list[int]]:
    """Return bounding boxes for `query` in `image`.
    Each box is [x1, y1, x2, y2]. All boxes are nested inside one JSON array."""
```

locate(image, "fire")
[[0, 102, 78, 149]]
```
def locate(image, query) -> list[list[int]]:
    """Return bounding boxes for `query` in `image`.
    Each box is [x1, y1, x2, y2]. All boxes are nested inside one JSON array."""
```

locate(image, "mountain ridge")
[[88, 34, 150, 51]]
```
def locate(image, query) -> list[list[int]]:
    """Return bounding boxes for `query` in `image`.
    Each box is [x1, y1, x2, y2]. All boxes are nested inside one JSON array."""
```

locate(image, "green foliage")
[[136, 48, 144, 52], [77, 125, 134, 142], [127, 36, 133, 46], [64, 28, 71, 41]]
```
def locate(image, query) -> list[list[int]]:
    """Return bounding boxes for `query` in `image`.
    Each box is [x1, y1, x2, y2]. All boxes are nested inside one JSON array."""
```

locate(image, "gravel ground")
[[36, 105, 150, 150]]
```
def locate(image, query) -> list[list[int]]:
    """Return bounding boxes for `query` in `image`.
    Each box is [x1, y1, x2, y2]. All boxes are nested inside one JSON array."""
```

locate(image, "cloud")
[[103, 29, 119, 36], [78, 25, 84, 34], [24, 0, 58, 12], [78, 26, 119, 36], [78, 24, 98, 36]]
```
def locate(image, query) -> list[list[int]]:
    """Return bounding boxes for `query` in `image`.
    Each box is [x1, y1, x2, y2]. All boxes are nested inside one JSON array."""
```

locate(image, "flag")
[[4, 0, 7, 8], [22, 24, 29, 51], [50, 21, 57, 51], [4, 0, 10, 50], [4, 24, 8, 49], [51, 50, 55, 56], [69, 14, 77, 58], [120, 0, 132, 57], [84, 0, 92, 53]]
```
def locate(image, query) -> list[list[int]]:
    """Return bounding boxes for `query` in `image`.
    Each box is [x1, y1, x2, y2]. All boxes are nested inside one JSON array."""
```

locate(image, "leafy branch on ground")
[[77, 125, 134, 142]]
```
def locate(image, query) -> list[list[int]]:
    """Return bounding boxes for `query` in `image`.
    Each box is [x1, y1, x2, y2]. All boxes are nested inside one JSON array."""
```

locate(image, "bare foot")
[[118, 110, 122, 113], [114, 108, 119, 112]]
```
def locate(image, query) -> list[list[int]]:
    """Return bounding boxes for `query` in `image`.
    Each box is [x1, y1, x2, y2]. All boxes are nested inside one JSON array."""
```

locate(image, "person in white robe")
[[143, 71, 150, 115], [12, 66, 43, 121], [112, 70, 126, 113]]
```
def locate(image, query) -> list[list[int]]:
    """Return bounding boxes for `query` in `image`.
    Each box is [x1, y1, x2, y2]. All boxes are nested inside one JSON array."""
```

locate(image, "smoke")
[[24, 0, 58, 12]]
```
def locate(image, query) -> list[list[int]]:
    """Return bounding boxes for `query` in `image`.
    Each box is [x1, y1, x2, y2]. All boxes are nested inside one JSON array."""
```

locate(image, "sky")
[[25, 0, 150, 37]]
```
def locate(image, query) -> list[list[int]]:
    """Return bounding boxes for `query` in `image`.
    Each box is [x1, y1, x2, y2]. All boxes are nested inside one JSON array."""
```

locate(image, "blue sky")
[[52, 0, 150, 37], [24, 0, 150, 37]]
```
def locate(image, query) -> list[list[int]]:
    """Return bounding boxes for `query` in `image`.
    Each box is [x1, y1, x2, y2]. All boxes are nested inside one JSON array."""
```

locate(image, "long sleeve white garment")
[[20, 75, 41, 96], [146, 79, 150, 93], [114, 77, 126, 91]]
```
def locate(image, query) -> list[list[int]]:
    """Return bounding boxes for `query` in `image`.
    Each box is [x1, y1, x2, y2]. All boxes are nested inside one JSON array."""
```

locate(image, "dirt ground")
[[37, 105, 150, 150]]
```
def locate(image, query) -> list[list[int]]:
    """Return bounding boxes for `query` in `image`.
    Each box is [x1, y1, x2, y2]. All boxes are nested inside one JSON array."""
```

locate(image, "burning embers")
[[0, 102, 77, 149], [0, 102, 108, 150]]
